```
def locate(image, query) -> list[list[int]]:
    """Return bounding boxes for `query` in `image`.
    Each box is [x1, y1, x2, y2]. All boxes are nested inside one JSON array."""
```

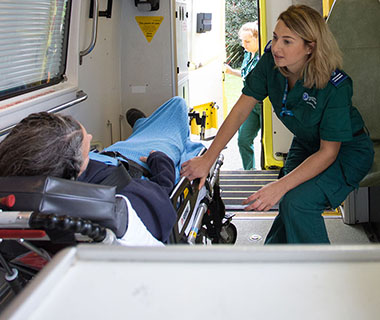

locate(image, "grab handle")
[[0, 90, 88, 137], [79, 0, 99, 65]]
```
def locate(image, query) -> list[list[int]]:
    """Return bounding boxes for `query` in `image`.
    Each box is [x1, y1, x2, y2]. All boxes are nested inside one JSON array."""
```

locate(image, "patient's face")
[[79, 124, 92, 176]]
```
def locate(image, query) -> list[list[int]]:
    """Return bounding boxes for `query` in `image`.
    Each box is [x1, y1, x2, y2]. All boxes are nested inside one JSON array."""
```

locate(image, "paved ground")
[[221, 130, 262, 170]]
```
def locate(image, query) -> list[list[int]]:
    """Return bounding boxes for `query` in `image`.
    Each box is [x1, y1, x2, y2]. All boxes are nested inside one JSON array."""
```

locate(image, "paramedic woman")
[[225, 21, 261, 170], [181, 5, 374, 243]]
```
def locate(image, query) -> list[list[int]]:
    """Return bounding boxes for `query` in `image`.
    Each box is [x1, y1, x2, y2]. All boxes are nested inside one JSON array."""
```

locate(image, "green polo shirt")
[[242, 51, 373, 194], [241, 51, 261, 115], [241, 51, 259, 84]]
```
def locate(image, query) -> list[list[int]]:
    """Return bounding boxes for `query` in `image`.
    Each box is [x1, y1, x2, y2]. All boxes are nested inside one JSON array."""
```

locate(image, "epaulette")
[[329, 69, 348, 87], [264, 40, 272, 53]]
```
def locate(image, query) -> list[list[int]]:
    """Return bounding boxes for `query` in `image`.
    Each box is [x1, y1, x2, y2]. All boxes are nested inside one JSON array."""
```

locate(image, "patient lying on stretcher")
[[0, 97, 204, 245]]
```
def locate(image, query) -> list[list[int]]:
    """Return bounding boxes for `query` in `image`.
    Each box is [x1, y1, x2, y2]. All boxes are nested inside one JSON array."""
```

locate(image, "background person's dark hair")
[[0, 112, 84, 179]]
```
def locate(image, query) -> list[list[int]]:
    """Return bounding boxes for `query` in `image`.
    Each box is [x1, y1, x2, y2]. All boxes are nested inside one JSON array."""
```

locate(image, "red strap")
[[0, 230, 47, 239]]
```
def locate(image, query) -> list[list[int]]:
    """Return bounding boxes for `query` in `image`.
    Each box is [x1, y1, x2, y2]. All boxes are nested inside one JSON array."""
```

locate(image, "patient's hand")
[[140, 150, 156, 163]]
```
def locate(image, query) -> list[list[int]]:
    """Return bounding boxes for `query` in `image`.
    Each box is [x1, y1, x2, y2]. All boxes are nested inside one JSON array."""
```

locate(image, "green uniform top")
[[242, 48, 373, 195], [243, 50, 364, 148], [241, 51, 261, 115]]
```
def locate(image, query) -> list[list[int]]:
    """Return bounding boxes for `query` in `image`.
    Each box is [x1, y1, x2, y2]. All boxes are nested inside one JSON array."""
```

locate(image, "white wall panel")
[[119, 0, 176, 139], [67, 0, 123, 147]]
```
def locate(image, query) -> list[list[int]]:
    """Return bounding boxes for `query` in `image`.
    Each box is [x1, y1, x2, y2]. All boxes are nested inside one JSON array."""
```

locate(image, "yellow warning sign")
[[135, 16, 164, 43]]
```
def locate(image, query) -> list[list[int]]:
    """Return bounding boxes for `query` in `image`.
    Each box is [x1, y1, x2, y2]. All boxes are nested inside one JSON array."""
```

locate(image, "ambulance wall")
[[70, 0, 176, 147], [187, 0, 225, 129], [67, 0, 124, 148], [119, 0, 176, 136]]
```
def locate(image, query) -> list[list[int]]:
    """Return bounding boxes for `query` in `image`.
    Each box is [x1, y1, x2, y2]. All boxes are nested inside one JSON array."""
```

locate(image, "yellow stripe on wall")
[[323, 0, 335, 18], [259, 0, 284, 169]]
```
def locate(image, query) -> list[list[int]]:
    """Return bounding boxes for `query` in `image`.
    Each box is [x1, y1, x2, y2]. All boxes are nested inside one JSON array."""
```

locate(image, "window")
[[0, 0, 71, 101]]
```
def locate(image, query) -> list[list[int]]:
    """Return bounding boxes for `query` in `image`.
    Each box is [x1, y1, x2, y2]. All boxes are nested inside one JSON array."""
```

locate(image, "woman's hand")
[[242, 180, 287, 211], [180, 155, 212, 189], [224, 63, 233, 74], [242, 139, 342, 211], [224, 63, 241, 77]]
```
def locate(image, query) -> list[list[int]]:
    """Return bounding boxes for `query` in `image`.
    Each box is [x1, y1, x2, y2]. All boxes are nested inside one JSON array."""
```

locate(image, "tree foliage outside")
[[225, 0, 258, 69]]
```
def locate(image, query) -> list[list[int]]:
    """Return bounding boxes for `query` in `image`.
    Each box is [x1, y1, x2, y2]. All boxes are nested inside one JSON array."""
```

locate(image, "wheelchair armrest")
[[0, 229, 48, 240], [0, 176, 127, 238]]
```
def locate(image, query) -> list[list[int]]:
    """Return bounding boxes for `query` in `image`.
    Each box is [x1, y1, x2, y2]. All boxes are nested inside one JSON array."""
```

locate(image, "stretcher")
[[0, 151, 236, 309]]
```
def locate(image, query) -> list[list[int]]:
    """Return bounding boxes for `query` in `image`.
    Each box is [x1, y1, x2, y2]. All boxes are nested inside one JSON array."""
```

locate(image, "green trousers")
[[265, 176, 333, 244], [265, 137, 356, 244], [238, 103, 261, 170]]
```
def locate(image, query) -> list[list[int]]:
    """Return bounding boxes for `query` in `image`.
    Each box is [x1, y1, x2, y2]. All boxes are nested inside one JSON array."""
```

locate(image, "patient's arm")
[[146, 151, 175, 195]]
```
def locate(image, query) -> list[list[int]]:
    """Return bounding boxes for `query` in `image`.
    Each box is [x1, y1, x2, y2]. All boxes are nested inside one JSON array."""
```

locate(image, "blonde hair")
[[238, 21, 258, 40], [278, 5, 342, 89]]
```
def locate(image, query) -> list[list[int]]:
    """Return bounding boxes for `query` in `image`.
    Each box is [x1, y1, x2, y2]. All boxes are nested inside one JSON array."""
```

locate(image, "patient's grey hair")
[[0, 112, 84, 179]]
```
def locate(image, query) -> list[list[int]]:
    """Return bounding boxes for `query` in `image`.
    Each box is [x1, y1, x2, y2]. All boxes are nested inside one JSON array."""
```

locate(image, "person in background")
[[225, 21, 261, 170], [181, 5, 374, 244]]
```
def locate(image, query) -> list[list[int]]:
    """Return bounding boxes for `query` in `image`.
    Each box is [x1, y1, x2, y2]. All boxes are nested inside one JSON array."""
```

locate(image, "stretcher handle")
[[0, 90, 88, 137], [209, 154, 224, 191], [29, 213, 107, 242]]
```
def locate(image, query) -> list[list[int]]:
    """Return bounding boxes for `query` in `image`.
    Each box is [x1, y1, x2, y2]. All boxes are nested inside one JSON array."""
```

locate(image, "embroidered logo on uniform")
[[302, 92, 317, 109]]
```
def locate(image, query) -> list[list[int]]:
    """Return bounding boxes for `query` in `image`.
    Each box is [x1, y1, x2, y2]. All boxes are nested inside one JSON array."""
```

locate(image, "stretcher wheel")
[[219, 223, 237, 244]]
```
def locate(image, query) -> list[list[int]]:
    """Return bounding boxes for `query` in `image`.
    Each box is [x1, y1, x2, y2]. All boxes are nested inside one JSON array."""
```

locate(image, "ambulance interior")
[[0, 0, 380, 318]]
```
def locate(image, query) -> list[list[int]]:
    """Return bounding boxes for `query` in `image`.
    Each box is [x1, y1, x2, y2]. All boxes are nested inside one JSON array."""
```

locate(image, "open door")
[[175, 0, 226, 139]]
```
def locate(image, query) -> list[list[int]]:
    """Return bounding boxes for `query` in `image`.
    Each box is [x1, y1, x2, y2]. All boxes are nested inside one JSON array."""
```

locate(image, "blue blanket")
[[90, 97, 205, 182]]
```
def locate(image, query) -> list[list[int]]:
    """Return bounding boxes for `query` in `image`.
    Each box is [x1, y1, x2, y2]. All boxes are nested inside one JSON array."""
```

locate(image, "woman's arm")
[[225, 63, 242, 77], [181, 94, 258, 186], [243, 139, 342, 211]]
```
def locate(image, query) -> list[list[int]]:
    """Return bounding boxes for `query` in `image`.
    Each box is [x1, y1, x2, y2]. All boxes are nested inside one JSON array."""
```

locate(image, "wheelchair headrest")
[[0, 176, 128, 238]]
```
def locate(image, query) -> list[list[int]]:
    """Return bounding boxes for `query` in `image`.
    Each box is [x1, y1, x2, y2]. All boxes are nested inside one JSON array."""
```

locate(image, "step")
[[219, 169, 341, 218], [220, 170, 279, 211]]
